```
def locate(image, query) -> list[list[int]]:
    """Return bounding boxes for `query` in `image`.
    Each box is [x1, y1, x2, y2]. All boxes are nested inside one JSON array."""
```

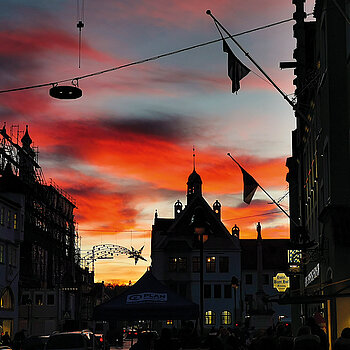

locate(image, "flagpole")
[[206, 10, 296, 110], [227, 153, 299, 227]]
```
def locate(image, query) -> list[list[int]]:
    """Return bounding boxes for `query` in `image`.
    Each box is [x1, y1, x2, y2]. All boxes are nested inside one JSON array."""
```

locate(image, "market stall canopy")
[[93, 270, 199, 321]]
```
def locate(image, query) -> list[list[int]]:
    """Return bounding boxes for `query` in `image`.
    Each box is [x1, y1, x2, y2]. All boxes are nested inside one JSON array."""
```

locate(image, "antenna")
[[76, 0, 85, 68]]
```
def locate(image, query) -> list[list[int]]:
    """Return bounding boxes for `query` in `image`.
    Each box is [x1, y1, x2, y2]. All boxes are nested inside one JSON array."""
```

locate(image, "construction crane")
[[81, 244, 147, 273]]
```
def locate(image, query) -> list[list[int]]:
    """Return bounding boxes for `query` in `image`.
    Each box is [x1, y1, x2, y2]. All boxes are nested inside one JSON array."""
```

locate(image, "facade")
[[0, 125, 94, 336], [151, 167, 291, 330], [240, 236, 291, 326], [151, 168, 241, 330], [0, 189, 25, 338], [286, 0, 350, 344]]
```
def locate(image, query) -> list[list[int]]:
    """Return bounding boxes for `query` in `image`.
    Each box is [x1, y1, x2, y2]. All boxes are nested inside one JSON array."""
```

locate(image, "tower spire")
[[193, 146, 196, 171]]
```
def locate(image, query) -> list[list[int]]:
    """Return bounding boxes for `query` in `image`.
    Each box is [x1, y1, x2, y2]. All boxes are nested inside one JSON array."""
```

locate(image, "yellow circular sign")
[[273, 273, 290, 292]]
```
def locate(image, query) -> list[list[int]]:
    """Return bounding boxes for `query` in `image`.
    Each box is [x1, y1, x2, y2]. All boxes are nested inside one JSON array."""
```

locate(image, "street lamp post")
[[191, 207, 209, 338], [231, 276, 239, 325]]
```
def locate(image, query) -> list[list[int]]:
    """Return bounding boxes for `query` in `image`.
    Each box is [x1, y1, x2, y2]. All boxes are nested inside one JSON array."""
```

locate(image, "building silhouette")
[[151, 165, 291, 330], [0, 125, 93, 336], [286, 0, 350, 343]]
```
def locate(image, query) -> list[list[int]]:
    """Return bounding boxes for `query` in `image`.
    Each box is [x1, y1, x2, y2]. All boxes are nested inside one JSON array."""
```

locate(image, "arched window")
[[221, 310, 232, 325], [0, 288, 14, 310], [205, 310, 216, 325]]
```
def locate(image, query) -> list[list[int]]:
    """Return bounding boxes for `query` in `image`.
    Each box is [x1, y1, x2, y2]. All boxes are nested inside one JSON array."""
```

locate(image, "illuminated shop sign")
[[305, 263, 320, 287], [273, 273, 290, 292]]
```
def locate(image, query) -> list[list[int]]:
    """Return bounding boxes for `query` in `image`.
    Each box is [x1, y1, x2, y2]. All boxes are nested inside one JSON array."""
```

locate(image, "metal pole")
[[234, 287, 237, 325], [200, 233, 204, 337]]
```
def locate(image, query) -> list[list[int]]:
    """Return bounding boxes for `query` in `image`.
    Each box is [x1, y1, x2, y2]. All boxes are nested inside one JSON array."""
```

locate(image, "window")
[[0, 244, 4, 264], [192, 256, 200, 272], [221, 311, 232, 325], [205, 311, 216, 325], [21, 294, 31, 305], [214, 284, 221, 298], [13, 213, 17, 230], [0, 288, 14, 310], [0, 207, 4, 225], [206, 257, 216, 273], [245, 274, 253, 285], [168, 258, 177, 272], [204, 284, 211, 299], [47, 294, 55, 305], [224, 285, 232, 298], [7, 210, 11, 228], [263, 274, 269, 285], [178, 257, 187, 272], [219, 257, 229, 272], [9, 247, 16, 267], [179, 283, 187, 298], [169, 257, 187, 272], [35, 294, 44, 306]]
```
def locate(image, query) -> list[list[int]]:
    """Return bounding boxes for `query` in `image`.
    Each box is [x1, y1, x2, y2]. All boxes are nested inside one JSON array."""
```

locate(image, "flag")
[[239, 166, 259, 204], [223, 39, 250, 93]]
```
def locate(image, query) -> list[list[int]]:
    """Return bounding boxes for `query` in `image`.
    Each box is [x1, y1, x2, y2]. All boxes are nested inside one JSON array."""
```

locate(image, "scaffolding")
[[0, 124, 79, 288]]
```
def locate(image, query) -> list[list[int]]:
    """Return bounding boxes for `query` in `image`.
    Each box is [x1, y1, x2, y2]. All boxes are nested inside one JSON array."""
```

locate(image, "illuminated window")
[[35, 294, 44, 306], [205, 310, 216, 325], [0, 208, 4, 225], [192, 256, 200, 272], [13, 213, 17, 230], [206, 257, 216, 272], [0, 244, 4, 264], [221, 311, 232, 325], [166, 320, 173, 325], [0, 288, 14, 310]]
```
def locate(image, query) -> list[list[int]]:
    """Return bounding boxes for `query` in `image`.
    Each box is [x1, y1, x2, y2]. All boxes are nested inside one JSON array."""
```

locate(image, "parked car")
[[94, 334, 109, 350], [24, 335, 50, 350], [45, 331, 96, 350]]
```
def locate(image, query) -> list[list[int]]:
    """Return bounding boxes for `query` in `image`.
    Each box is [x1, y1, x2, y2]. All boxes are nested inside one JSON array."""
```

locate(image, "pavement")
[[110, 339, 133, 350]]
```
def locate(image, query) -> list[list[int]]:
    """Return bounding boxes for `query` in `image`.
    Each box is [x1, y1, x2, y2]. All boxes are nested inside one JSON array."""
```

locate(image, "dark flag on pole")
[[239, 166, 259, 204], [223, 39, 250, 93]]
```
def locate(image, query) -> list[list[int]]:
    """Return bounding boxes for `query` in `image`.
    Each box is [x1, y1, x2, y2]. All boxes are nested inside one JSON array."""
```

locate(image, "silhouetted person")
[[293, 326, 320, 350], [129, 333, 152, 350], [334, 328, 350, 350], [306, 317, 328, 350], [2, 331, 11, 346], [13, 330, 26, 350], [275, 324, 293, 350], [179, 321, 200, 349], [154, 328, 176, 350]]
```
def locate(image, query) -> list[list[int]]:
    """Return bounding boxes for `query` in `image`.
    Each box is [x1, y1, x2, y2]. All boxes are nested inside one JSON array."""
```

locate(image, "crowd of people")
[[127, 317, 350, 350]]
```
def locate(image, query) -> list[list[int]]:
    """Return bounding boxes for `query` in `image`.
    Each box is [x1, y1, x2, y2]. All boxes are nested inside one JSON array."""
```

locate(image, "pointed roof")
[[21, 125, 32, 147], [93, 270, 199, 320]]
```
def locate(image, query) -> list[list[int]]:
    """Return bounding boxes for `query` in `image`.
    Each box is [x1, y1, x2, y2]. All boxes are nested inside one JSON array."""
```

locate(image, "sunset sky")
[[0, 0, 315, 284]]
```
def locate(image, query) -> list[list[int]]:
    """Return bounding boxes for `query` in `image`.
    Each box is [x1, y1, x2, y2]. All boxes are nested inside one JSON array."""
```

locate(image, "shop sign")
[[126, 292, 167, 304], [305, 263, 319, 287], [273, 273, 290, 292]]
